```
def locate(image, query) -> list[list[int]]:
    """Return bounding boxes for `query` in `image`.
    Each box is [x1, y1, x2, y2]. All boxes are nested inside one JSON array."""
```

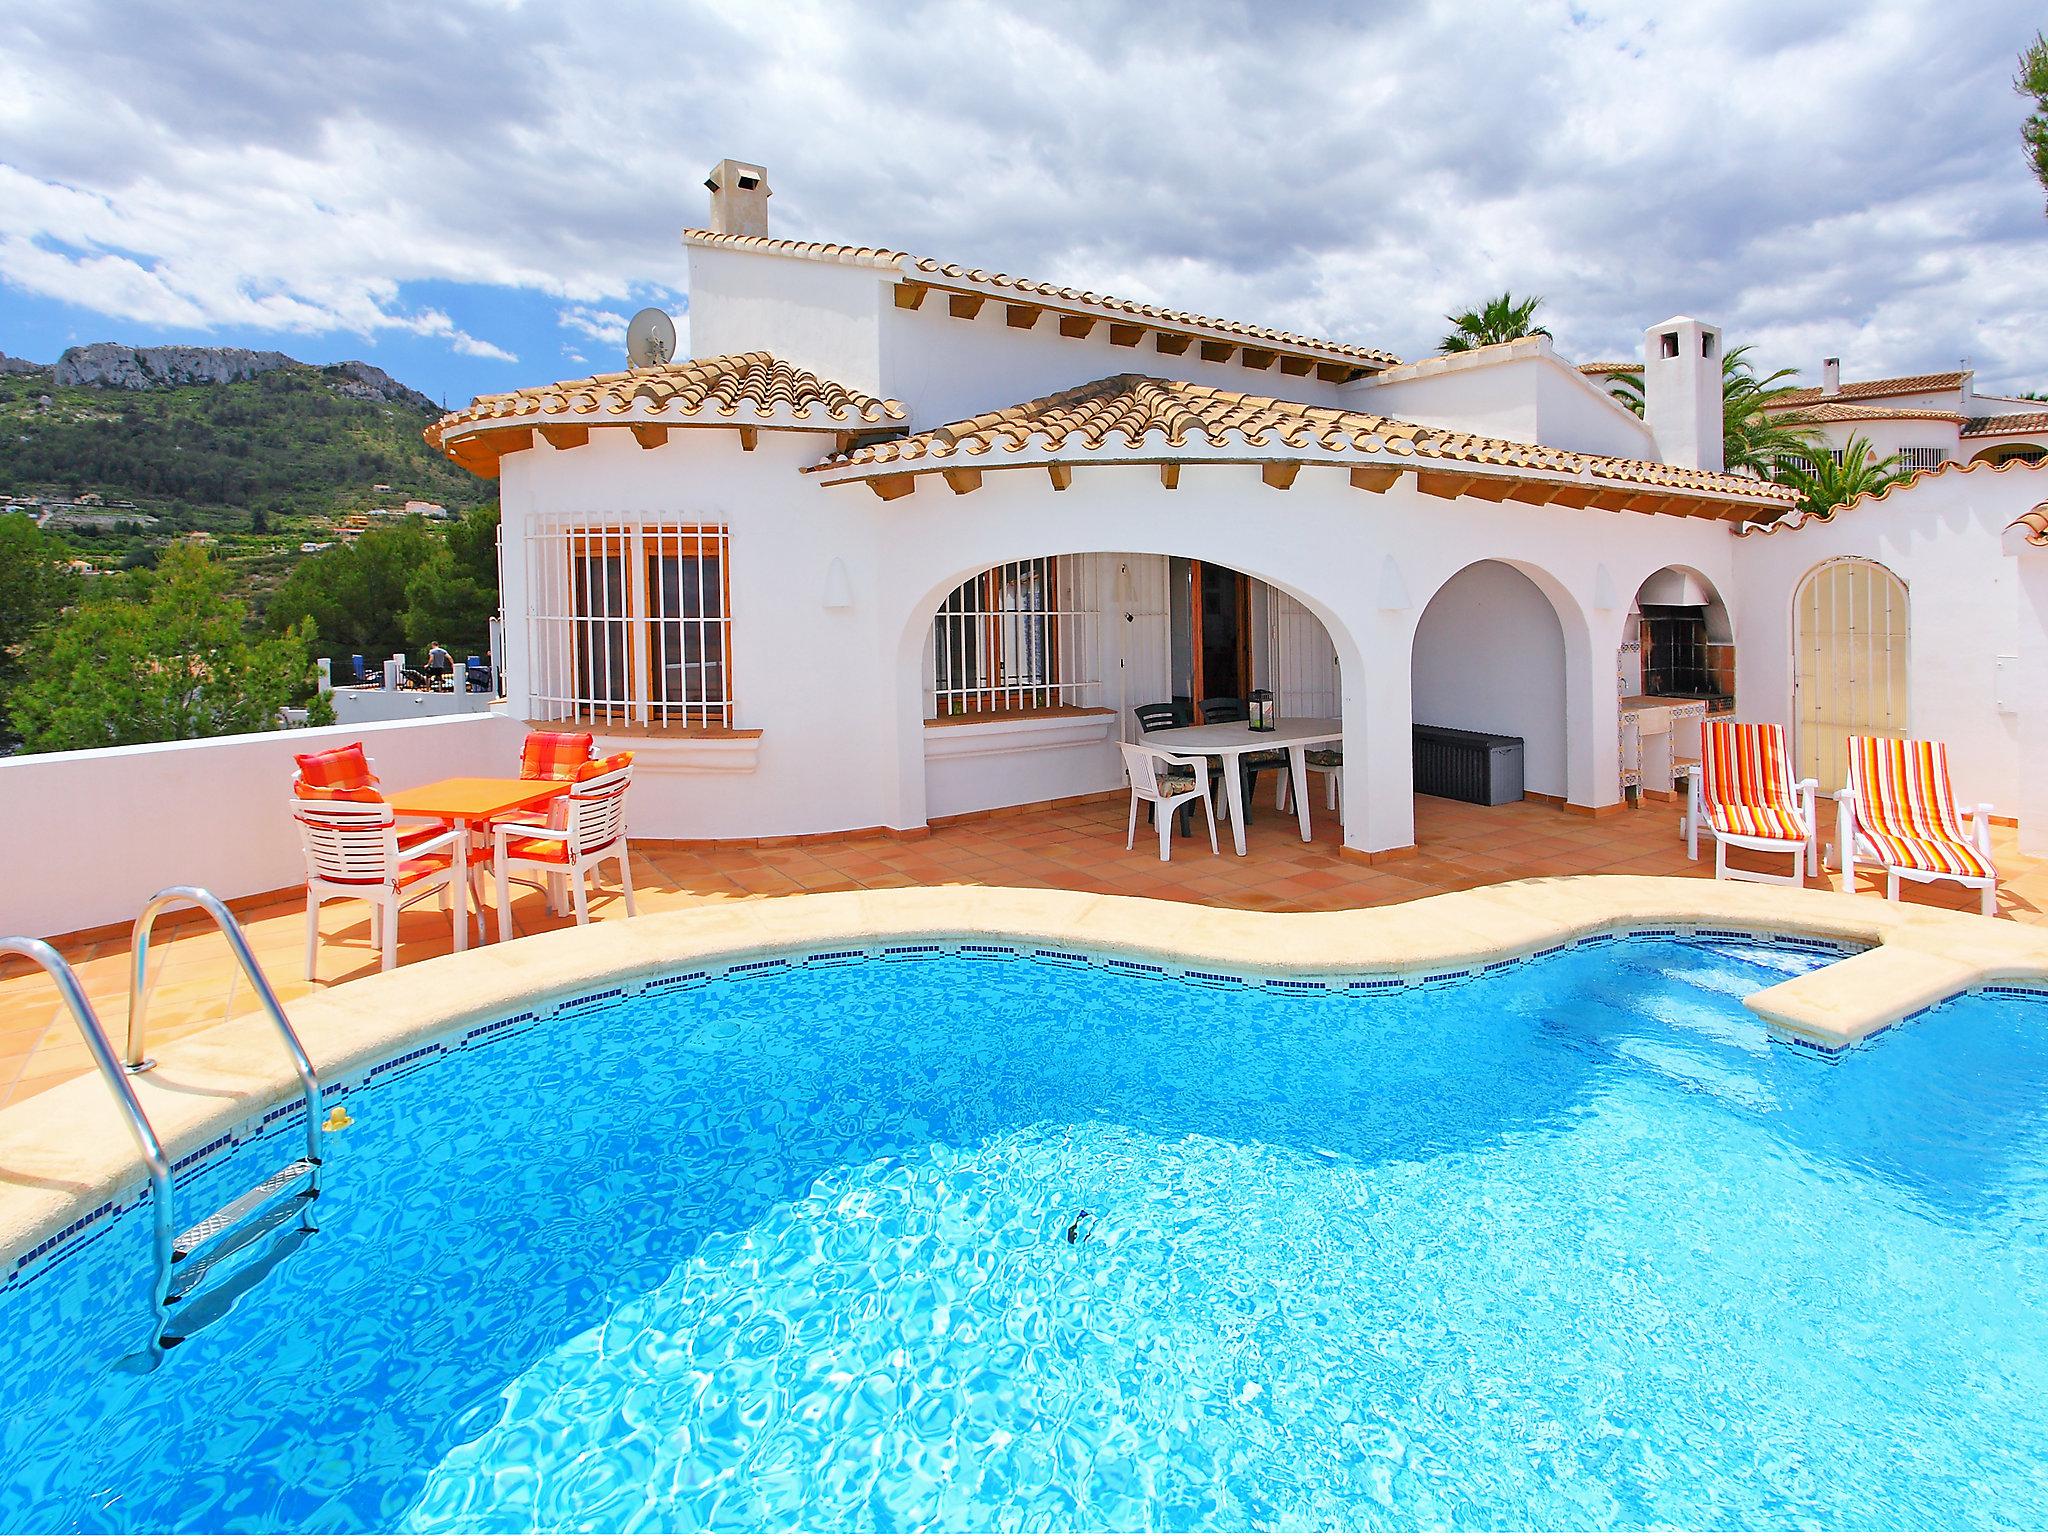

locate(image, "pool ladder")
[[0, 886, 326, 1359]]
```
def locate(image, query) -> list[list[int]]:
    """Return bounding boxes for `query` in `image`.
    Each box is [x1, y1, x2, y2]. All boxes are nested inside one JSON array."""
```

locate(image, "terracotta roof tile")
[[1772, 371, 1969, 408], [427, 352, 903, 452], [1577, 361, 1638, 376], [2010, 504, 2048, 547], [1963, 412, 2048, 437], [683, 228, 1399, 369], [1792, 402, 1965, 424], [809, 374, 1793, 510]]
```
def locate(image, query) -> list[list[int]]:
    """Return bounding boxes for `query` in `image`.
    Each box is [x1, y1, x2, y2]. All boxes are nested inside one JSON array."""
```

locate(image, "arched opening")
[[1970, 442, 2047, 466], [1411, 560, 1569, 800], [910, 550, 1352, 828], [1792, 557, 1909, 790], [1616, 565, 1734, 802]]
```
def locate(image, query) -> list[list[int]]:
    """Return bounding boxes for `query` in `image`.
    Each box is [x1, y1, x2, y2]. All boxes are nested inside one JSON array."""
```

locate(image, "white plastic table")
[[1141, 717, 1343, 855]]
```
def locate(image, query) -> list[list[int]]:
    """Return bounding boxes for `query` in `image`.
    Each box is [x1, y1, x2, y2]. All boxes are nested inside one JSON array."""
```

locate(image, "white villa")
[[1761, 361, 2048, 472], [402, 160, 2048, 869]]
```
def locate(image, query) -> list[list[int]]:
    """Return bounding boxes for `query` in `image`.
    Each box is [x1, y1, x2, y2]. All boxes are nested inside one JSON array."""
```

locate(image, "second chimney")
[[1822, 357, 1841, 396], [705, 159, 771, 237]]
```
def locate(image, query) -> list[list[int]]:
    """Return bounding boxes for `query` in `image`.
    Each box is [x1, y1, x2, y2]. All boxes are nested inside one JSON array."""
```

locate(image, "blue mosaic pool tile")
[[1029, 948, 1090, 967], [959, 944, 1019, 961]]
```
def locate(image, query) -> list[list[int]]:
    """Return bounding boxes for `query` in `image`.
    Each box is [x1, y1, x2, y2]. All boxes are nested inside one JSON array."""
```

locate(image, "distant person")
[[425, 642, 454, 686]]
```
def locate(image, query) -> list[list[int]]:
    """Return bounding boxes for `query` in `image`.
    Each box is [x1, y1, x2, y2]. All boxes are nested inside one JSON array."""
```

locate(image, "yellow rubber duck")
[[322, 1105, 355, 1133]]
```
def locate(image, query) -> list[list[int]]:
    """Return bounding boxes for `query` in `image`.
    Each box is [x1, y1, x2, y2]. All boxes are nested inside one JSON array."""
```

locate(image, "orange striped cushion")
[[293, 782, 384, 803], [520, 731, 594, 781], [1699, 722, 1808, 842], [499, 834, 573, 865], [574, 750, 634, 782], [294, 742, 375, 792], [1849, 737, 1990, 879]]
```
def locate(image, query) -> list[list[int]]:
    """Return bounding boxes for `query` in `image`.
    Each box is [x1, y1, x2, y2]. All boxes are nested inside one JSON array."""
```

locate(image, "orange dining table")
[[385, 776, 570, 832]]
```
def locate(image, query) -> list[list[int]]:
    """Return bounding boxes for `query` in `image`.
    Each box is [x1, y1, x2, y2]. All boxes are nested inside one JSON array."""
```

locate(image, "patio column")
[[2004, 524, 2048, 855], [1562, 605, 1629, 816], [1344, 609, 1416, 858]]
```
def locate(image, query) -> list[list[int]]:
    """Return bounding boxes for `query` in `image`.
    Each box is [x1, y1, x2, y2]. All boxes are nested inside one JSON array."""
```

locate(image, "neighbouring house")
[[420, 160, 2048, 863], [1761, 361, 2048, 471]]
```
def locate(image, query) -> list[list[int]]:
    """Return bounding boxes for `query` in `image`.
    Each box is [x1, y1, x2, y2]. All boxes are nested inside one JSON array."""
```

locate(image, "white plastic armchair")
[[1120, 741, 1219, 861], [492, 762, 637, 940], [293, 799, 475, 977]]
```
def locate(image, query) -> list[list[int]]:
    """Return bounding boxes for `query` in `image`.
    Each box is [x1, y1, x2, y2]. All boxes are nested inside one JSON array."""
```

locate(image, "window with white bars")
[[927, 556, 1103, 717], [527, 519, 733, 728], [1896, 446, 1949, 472]]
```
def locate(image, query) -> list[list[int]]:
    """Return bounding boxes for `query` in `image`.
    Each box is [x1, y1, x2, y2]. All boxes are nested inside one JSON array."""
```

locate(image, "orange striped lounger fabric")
[[1846, 737, 1991, 880], [1698, 722, 1809, 842]]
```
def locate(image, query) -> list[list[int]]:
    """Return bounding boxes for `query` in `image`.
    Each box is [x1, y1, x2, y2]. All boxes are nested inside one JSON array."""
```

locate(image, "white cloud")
[[0, 0, 2040, 388]]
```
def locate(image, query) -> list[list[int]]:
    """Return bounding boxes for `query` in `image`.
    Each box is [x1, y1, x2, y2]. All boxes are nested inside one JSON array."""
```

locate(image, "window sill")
[[560, 722, 764, 774], [922, 707, 1116, 760]]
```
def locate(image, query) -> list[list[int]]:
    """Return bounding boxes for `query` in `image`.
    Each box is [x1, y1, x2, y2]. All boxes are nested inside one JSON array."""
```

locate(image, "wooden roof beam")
[[869, 474, 916, 501], [1108, 323, 1144, 347], [1349, 465, 1403, 493], [1240, 348, 1277, 370], [1464, 476, 1515, 502], [537, 424, 588, 450], [736, 426, 759, 452], [629, 424, 668, 450], [947, 293, 985, 320], [1005, 304, 1041, 330], [1314, 362, 1351, 383], [1505, 481, 1563, 506], [941, 468, 982, 496], [1278, 356, 1314, 377], [1047, 463, 1072, 491], [1198, 340, 1235, 364], [1154, 333, 1192, 356], [1415, 470, 1478, 500], [1058, 314, 1096, 339], [894, 282, 928, 310], [1261, 461, 1301, 491], [1546, 483, 1601, 508], [1159, 463, 1181, 490]]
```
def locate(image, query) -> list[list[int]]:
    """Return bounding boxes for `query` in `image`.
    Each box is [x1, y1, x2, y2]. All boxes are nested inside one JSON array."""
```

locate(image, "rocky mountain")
[[48, 344, 439, 412], [0, 351, 44, 375]]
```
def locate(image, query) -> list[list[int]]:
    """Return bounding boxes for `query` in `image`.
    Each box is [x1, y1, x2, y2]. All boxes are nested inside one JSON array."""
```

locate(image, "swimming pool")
[[1, 933, 2044, 1531]]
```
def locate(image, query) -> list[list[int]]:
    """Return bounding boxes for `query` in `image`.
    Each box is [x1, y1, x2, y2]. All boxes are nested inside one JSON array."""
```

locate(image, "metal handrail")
[[0, 937, 177, 1329], [126, 886, 325, 1171]]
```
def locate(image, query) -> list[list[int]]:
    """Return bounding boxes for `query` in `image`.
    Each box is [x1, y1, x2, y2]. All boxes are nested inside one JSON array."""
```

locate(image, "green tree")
[[0, 515, 81, 740], [1772, 435, 1909, 521], [401, 506, 500, 657], [265, 516, 440, 659], [1439, 292, 1550, 353], [1603, 345, 1829, 477], [2019, 31, 2048, 211], [11, 543, 319, 752]]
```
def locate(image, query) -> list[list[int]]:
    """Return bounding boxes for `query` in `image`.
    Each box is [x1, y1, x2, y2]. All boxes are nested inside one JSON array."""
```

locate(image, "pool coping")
[[3, 875, 2045, 1276]]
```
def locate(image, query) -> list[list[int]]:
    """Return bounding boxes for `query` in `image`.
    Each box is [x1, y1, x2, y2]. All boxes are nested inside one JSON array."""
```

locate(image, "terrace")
[[4, 776, 2041, 1111]]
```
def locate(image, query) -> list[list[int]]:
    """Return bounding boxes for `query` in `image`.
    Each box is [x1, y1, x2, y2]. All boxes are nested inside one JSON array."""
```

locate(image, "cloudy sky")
[[0, 1, 2041, 405]]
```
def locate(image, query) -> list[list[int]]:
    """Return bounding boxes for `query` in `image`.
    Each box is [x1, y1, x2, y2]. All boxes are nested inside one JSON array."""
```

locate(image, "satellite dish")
[[625, 308, 677, 369]]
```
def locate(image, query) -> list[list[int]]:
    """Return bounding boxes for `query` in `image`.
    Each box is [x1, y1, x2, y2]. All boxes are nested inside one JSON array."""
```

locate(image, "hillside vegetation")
[[0, 355, 493, 606]]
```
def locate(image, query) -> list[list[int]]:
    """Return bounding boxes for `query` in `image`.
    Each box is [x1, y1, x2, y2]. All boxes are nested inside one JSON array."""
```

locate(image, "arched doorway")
[[1793, 557, 1909, 789], [1411, 560, 1569, 799]]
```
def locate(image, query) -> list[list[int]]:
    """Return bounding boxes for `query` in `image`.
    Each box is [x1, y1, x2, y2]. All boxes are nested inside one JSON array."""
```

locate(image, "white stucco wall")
[[0, 713, 528, 939], [684, 247, 891, 399], [1343, 346, 1658, 460], [1410, 560, 1570, 797], [1729, 462, 2048, 816]]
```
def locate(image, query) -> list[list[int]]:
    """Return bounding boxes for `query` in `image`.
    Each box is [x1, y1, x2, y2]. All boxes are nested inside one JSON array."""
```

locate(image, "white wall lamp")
[[1592, 563, 1620, 612], [1377, 555, 1411, 612], [822, 557, 854, 611]]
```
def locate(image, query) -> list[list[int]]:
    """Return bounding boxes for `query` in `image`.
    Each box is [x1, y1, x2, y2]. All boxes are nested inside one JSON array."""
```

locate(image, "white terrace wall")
[[1729, 461, 2048, 820], [0, 713, 527, 940]]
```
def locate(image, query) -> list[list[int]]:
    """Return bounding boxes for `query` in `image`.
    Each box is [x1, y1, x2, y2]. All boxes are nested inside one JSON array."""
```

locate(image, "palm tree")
[[1603, 345, 1829, 478], [1439, 292, 1550, 353], [1772, 435, 1909, 520]]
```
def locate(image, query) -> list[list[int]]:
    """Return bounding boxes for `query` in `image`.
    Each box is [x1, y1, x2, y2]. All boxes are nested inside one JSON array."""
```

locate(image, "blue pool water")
[[1, 936, 2045, 1532]]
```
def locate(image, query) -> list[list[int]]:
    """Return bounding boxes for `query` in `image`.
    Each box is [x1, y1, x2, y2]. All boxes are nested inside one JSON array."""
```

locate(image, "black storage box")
[[1413, 723, 1525, 805]]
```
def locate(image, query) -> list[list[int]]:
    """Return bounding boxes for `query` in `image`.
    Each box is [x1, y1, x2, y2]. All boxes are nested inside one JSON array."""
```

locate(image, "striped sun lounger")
[[1837, 736, 1998, 916], [1684, 721, 1817, 886]]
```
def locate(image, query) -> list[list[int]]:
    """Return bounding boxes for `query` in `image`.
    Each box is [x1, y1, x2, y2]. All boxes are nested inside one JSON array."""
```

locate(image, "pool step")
[[166, 1158, 321, 1304]]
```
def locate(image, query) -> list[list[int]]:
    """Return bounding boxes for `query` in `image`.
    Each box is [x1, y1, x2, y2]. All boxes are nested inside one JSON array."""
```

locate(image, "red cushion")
[[500, 833, 573, 865], [574, 750, 634, 782], [521, 731, 595, 781], [294, 783, 385, 803], [295, 742, 375, 792]]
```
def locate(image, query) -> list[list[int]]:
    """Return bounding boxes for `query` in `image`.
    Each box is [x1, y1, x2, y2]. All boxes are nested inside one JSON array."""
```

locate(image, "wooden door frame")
[[1189, 560, 1253, 720]]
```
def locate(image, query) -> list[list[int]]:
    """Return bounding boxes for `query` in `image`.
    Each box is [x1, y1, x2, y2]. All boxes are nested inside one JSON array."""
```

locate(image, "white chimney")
[[1822, 357, 1841, 396], [704, 159, 770, 237], [1642, 316, 1724, 473]]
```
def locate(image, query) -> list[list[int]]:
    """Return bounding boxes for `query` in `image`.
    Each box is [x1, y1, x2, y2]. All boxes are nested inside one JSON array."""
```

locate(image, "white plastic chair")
[[292, 754, 446, 850], [293, 799, 475, 977], [492, 762, 637, 939], [1120, 742, 1219, 861], [1278, 748, 1342, 814]]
